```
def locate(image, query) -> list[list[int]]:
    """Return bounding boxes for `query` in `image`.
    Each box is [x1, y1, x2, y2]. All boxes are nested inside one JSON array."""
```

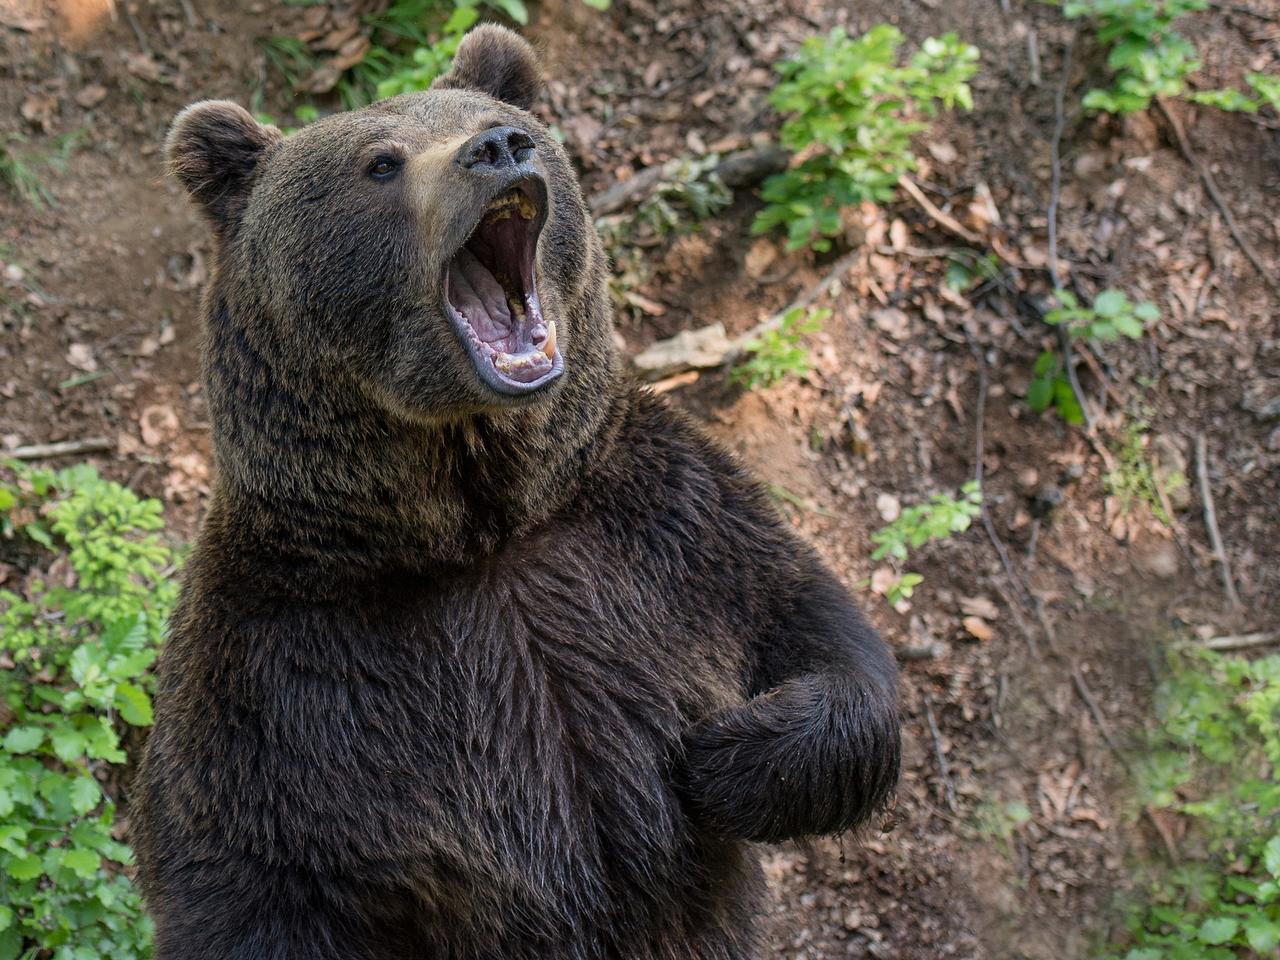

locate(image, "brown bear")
[[133, 25, 900, 960]]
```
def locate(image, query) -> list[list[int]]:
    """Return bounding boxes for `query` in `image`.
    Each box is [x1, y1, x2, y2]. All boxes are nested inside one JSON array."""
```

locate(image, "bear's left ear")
[[432, 25, 543, 111], [165, 100, 282, 236]]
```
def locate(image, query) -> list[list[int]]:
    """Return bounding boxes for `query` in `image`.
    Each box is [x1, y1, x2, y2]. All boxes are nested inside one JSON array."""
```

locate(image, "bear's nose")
[[458, 126, 536, 171]]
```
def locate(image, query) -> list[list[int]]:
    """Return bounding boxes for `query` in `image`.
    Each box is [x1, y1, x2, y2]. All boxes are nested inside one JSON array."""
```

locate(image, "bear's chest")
[[302, 552, 743, 934]]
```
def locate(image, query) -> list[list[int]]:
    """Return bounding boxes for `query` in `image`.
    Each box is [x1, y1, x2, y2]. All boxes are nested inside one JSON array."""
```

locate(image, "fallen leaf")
[[961, 616, 994, 642], [139, 404, 180, 447], [960, 596, 1000, 620], [74, 83, 108, 109]]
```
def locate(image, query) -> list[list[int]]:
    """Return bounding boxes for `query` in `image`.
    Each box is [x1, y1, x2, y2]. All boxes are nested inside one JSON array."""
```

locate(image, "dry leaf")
[[139, 404, 180, 447], [961, 616, 994, 642], [75, 83, 108, 109], [960, 596, 1000, 620]]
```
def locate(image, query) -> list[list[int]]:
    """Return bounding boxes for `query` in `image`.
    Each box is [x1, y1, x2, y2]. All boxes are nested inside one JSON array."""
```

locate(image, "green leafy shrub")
[[265, 0, 610, 109], [752, 25, 978, 252], [1111, 647, 1280, 958], [1063, 0, 1207, 114], [1191, 74, 1280, 114], [730, 306, 828, 389], [0, 464, 179, 960]]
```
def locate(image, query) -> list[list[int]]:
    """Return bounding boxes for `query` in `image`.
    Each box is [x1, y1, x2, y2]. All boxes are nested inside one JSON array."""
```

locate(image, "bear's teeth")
[[541, 320, 557, 359]]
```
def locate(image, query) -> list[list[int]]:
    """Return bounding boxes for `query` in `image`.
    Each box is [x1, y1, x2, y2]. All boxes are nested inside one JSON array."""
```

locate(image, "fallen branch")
[[588, 144, 789, 217], [631, 248, 862, 381], [1070, 663, 1132, 773], [1195, 432, 1241, 610], [1157, 97, 1279, 295], [1206, 630, 1277, 652], [921, 691, 957, 812], [8, 437, 113, 461], [897, 175, 984, 246]]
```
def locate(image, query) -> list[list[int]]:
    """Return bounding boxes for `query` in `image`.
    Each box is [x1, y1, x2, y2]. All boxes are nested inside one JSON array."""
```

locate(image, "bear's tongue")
[[446, 243, 552, 385], [449, 248, 516, 345]]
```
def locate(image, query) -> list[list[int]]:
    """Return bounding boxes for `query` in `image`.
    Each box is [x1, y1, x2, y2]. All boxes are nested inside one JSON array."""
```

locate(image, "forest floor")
[[2, 0, 1279, 957]]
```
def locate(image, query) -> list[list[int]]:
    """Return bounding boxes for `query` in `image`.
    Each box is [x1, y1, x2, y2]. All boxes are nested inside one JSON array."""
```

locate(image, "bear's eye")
[[367, 157, 401, 181]]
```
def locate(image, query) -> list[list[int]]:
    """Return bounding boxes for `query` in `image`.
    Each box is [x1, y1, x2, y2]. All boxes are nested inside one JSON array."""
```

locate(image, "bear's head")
[[167, 26, 612, 419], [166, 28, 623, 567]]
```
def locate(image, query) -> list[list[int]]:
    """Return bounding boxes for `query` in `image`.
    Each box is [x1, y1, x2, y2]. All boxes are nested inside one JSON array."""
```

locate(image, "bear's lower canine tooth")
[[542, 320, 557, 359]]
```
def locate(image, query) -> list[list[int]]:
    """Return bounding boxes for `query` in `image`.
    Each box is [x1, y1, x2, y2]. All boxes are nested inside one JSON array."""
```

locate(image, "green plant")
[[1045, 288, 1158, 342], [1028, 289, 1156, 424], [1105, 420, 1185, 524], [0, 463, 179, 959], [870, 481, 983, 562], [752, 25, 978, 252], [730, 306, 829, 389], [1027, 349, 1085, 425], [1063, 0, 1207, 114], [1109, 647, 1280, 958], [634, 155, 733, 240], [266, 0, 609, 109], [0, 130, 80, 210], [1191, 74, 1280, 114], [866, 483, 981, 607]]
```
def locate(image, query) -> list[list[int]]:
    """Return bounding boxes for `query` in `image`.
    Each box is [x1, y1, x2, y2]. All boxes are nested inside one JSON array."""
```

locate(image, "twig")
[[1045, 37, 1096, 434], [631, 249, 862, 380], [921, 691, 957, 812], [121, 2, 152, 57], [589, 145, 788, 216], [898, 175, 984, 246], [1195, 433, 1241, 610], [963, 325, 1033, 609], [176, 0, 200, 28], [8, 438, 113, 461], [1070, 663, 1132, 773], [1205, 631, 1278, 652], [1210, 2, 1280, 23], [1157, 97, 1279, 295]]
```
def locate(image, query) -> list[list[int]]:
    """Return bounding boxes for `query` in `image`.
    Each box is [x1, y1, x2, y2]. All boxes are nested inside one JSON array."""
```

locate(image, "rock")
[[1243, 379, 1280, 420], [744, 238, 778, 280], [875, 493, 901, 523], [1133, 536, 1179, 579], [1031, 484, 1063, 518]]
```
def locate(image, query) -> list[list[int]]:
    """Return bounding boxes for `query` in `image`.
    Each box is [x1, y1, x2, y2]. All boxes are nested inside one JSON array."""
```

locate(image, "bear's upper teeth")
[[482, 189, 537, 222]]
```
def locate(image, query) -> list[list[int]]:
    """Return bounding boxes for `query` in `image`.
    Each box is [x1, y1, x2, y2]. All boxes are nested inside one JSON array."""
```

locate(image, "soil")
[[2, 0, 1278, 957]]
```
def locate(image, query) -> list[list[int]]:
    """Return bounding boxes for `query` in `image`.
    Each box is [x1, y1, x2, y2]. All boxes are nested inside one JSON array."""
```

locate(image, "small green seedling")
[[870, 481, 984, 563], [752, 25, 979, 252], [730, 306, 829, 389], [1026, 349, 1085, 425], [1029, 289, 1156, 424], [1045, 288, 1157, 342]]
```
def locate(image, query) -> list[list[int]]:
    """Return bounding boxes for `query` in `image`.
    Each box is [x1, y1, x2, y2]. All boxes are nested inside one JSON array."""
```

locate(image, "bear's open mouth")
[[444, 176, 562, 395]]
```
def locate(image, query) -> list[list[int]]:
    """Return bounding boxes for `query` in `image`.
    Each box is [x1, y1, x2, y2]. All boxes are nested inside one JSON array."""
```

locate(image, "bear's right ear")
[[432, 25, 543, 111], [165, 101, 281, 235]]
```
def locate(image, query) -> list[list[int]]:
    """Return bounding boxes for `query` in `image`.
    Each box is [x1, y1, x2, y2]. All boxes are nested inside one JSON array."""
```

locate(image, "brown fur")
[[133, 26, 901, 960]]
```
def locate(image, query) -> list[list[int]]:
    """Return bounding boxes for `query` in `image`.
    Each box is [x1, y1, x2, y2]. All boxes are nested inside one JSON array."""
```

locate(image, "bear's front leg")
[[679, 551, 901, 843]]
